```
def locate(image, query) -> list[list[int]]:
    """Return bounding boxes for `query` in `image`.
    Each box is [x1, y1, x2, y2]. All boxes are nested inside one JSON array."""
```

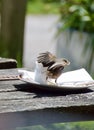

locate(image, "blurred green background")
[[16, 121, 94, 130], [0, 0, 94, 72]]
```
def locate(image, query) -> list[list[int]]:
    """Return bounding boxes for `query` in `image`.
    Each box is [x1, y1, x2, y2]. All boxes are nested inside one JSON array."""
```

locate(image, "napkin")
[[34, 61, 47, 84], [57, 68, 94, 87]]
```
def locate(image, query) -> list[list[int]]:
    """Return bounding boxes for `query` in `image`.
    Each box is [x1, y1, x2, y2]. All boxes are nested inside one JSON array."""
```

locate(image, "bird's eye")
[[63, 59, 68, 63]]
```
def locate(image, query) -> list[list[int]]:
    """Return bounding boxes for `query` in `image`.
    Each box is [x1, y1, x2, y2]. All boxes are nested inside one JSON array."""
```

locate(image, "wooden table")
[[0, 58, 17, 69], [0, 68, 94, 130]]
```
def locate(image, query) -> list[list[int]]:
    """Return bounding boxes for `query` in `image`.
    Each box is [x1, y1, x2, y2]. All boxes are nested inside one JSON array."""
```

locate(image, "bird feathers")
[[37, 51, 70, 81], [37, 51, 56, 67]]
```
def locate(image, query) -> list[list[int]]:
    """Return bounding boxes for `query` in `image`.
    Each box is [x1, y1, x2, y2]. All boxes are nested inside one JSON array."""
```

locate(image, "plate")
[[18, 70, 94, 91]]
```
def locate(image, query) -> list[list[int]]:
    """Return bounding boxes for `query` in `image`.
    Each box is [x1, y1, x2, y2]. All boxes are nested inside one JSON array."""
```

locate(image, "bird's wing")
[[48, 62, 64, 72], [37, 51, 56, 67]]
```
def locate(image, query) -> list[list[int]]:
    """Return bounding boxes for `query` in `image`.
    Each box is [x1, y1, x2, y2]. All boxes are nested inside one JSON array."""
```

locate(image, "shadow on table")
[[14, 82, 94, 97]]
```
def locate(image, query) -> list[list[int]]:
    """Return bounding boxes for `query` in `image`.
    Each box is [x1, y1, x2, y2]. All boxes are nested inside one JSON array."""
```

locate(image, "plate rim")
[[19, 76, 92, 90]]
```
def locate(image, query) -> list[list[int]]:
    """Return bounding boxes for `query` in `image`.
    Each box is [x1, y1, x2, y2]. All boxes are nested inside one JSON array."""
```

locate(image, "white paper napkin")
[[57, 68, 94, 87], [34, 61, 47, 84]]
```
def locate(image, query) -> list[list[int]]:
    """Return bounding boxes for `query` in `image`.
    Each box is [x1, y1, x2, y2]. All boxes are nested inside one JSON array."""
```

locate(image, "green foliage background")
[[16, 121, 94, 130], [27, 0, 60, 14]]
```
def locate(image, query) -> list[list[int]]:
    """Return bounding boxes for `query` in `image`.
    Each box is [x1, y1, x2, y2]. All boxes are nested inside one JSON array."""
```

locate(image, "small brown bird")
[[37, 51, 70, 83]]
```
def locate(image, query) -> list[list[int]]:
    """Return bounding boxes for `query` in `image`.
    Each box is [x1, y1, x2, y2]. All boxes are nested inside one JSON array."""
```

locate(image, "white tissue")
[[34, 61, 47, 84], [57, 68, 93, 86]]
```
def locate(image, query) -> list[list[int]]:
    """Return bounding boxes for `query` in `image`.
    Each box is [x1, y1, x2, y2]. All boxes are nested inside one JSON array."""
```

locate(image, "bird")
[[37, 51, 70, 83]]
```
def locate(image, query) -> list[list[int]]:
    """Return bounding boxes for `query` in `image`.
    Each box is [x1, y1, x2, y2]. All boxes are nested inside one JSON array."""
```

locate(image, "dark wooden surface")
[[0, 68, 94, 130], [0, 68, 94, 112], [0, 58, 17, 69]]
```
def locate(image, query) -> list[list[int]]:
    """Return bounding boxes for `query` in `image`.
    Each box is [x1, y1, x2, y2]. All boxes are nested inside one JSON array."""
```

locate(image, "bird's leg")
[[55, 79, 57, 83], [46, 76, 56, 85], [46, 76, 48, 81], [55, 78, 58, 85]]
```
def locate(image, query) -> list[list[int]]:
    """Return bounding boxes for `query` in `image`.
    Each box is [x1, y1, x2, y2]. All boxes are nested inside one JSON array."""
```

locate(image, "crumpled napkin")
[[57, 68, 94, 87]]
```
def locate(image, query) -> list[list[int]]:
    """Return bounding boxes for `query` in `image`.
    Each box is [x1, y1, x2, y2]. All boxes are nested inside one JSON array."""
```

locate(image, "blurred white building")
[[23, 15, 94, 75]]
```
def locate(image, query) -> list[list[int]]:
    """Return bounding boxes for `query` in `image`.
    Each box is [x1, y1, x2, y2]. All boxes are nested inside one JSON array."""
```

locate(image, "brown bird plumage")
[[37, 51, 70, 82]]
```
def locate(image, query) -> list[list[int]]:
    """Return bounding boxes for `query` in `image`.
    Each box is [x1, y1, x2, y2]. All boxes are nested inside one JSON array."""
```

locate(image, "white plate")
[[19, 70, 94, 91]]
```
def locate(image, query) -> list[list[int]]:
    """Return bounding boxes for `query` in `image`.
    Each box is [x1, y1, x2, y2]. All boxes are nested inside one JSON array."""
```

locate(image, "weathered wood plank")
[[0, 68, 94, 113], [0, 58, 17, 69], [0, 109, 94, 130], [0, 89, 94, 113]]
